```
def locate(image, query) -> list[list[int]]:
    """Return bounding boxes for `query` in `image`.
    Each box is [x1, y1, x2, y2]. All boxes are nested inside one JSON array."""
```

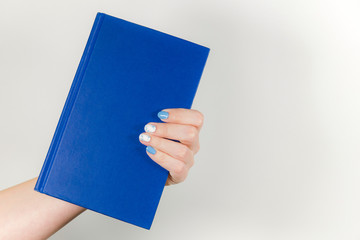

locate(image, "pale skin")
[[0, 108, 204, 239]]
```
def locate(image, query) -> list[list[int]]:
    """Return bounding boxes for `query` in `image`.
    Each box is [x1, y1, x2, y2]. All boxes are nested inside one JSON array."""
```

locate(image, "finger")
[[157, 108, 204, 129], [144, 122, 199, 147], [145, 146, 189, 184], [139, 133, 194, 166]]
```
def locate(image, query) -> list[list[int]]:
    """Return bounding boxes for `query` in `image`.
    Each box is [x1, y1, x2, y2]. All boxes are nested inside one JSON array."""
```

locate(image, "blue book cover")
[[34, 12, 210, 229]]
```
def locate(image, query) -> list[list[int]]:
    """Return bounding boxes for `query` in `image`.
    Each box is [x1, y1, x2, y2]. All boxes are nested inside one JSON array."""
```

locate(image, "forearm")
[[0, 178, 86, 240]]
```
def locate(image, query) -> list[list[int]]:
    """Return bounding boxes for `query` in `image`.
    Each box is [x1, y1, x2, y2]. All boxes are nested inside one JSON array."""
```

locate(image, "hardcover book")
[[34, 12, 210, 229]]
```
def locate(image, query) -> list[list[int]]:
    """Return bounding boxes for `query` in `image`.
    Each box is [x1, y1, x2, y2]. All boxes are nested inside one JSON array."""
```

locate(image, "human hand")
[[139, 108, 204, 186]]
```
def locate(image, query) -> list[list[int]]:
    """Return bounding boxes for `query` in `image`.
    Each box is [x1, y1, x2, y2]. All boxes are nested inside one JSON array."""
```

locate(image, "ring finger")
[[139, 132, 194, 166]]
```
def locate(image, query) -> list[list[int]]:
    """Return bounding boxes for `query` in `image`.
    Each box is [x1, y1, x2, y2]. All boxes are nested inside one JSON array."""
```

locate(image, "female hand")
[[139, 108, 204, 186]]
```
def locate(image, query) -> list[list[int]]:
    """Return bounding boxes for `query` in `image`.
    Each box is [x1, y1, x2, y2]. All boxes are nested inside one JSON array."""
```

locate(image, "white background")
[[1, 0, 360, 239]]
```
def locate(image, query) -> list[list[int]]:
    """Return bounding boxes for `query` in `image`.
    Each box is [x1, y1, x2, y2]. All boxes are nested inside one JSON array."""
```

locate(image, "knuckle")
[[177, 176, 186, 183], [174, 162, 187, 175], [189, 162, 194, 169], [187, 156, 195, 168], [186, 126, 198, 142], [176, 145, 189, 160], [193, 109, 204, 126], [178, 171, 188, 183], [192, 143, 200, 154]]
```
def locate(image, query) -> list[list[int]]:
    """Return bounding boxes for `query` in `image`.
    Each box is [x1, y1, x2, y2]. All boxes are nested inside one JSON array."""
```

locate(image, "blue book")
[[34, 12, 210, 230]]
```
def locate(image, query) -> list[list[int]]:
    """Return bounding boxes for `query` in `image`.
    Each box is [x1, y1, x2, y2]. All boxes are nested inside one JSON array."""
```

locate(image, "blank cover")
[[34, 12, 210, 229]]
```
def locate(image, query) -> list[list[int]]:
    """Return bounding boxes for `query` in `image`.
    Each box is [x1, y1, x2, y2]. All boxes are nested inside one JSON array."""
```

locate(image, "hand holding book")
[[139, 108, 204, 185], [0, 108, 204, 239], [34, 12, 210, 229]]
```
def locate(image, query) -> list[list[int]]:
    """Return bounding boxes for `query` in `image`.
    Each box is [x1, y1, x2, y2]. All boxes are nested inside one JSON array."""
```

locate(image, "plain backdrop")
[[1, 0, 360, 239]]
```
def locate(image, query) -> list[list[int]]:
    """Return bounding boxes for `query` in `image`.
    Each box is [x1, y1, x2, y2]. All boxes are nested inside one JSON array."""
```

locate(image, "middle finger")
[[144, 122, 199, 146]]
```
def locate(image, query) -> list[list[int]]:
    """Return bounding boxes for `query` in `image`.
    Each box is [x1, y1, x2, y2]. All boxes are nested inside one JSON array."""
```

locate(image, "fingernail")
[[139, 133, 151, 142], [144, 124, 156, 133], [158, 111, 169, 120], [146, 146, 156, 154]]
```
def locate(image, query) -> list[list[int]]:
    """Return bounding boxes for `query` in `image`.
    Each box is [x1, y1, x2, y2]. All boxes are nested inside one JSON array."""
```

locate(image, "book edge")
[[102, 12, 210, 51], [34, 12, 106, 192]]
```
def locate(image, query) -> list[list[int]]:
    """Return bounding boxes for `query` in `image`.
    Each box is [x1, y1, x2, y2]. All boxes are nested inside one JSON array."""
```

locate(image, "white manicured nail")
[[139, 133, 151, 142], [144, 124, 156, 133]]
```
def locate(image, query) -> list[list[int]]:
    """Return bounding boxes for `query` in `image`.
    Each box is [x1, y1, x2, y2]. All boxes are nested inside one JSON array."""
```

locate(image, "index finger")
[[157, 108, 204, 129]]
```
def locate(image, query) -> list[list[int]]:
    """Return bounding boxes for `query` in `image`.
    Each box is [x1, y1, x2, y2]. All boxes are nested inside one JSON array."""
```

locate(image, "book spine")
[[35, 12, 105, 192]]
